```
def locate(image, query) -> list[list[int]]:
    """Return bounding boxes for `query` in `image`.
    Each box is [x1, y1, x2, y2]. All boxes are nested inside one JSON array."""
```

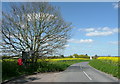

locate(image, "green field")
[[89, 59, 120, 79]]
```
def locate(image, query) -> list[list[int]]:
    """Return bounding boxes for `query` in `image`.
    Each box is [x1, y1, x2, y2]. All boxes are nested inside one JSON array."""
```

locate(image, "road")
[[7, 62, 119, 83], [52, 62, 118, 82]]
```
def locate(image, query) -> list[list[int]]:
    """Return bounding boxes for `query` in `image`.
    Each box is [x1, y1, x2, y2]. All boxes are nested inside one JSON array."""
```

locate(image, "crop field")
[[2, 58, 89, 62], [38, 58, 89, 62], [89, 57, 120, 78], [97, 57, 119, 63]]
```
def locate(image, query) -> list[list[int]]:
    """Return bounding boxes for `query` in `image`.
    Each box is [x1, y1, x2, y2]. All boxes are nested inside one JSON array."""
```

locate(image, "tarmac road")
[[52, 62, 118, 82]]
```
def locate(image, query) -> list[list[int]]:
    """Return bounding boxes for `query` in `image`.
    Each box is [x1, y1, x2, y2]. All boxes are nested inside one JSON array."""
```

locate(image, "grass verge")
[[89, 59, 120, 79]]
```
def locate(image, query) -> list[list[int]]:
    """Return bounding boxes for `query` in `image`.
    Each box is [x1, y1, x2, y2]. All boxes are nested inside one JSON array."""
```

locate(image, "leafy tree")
[[60, 55, 64, 58], [73, 54, 79, 58], [1, 2, 72, 63], [67, 55, 73, 58], [78, 54, 88, 58], [94, 54, 98, 59], [72, 54, 89, 58], [95, 54, 98, 57]]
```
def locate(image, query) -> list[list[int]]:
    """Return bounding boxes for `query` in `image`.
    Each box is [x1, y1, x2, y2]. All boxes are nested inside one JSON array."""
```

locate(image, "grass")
[[89, 59, 120, 79], [2, 59, 89, 81]]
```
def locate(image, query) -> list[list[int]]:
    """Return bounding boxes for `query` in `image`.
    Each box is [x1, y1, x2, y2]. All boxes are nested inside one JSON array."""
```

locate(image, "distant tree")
[[67, 55, 73, 58], [1, 2, 72, 63], [95, 54, 98, 57], [73, 54, 79, 58], [94, 54, 98, 59], [78, 54, 89, 58], [108, 55, 111, 57], [60, 55, 64, 58]]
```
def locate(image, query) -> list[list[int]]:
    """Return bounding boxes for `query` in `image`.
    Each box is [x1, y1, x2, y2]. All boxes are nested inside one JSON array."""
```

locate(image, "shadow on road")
[[64, 64, 89, 72], [6, 76, 41, 84], [64, 66, 83, 72]]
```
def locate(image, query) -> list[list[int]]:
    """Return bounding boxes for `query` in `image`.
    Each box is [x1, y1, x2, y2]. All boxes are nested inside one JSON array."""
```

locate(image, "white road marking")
[[83, 71, 92, 80], [79, 64, 92, 80]]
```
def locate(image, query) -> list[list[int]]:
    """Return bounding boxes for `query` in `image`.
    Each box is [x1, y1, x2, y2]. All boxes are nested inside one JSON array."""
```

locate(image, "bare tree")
[[1, 2, 72, 63]]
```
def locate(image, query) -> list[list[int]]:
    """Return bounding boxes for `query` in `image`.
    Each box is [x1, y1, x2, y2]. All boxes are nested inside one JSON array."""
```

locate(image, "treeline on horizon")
[[1, 54, 89, 59], [1, 53, 119, 59]]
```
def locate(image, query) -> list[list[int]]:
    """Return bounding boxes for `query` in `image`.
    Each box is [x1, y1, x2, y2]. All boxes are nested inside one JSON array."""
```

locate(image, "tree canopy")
[[1, 2, 72, 62]]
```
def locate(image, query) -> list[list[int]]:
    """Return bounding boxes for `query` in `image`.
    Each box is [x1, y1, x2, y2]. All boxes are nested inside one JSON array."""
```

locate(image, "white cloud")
[[86, 31, 113, 36], [102, 27, 111, 31], [113, 3, 119, 9], [113, 28, 119, 32], [64, 45, 70, 47], [68, 39, 93, 43], [109, 41, 119, 45], [79, 27, 118, 36], [84, 28, 95, 32]]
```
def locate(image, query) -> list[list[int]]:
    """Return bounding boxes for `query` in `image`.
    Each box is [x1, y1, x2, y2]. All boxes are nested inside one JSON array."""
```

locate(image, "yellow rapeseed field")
[[46, 58, 89, 62], [97, 57, 120, 63], [37, 58, 89, 62], [3, 58, 89, 62], [4, 59, 15, 61]]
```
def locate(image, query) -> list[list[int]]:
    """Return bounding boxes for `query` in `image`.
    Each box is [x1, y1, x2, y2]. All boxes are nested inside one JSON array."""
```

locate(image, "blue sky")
[[2, 2, 118, 56], [51, 2, 118, 56]]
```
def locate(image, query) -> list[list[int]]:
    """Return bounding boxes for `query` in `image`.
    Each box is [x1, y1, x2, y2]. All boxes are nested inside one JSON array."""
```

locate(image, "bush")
[[2, 60, 20, 80], [2, 60, 38, 81]]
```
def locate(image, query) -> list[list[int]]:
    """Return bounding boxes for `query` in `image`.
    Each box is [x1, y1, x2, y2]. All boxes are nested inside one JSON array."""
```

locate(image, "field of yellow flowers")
[[43, 58, 89, 62], [97, 57, 120, 63], [2, 58, 89, 62]]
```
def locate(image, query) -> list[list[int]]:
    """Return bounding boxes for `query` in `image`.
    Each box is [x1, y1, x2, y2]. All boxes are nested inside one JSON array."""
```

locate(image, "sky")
[[2, 2, 118, 56], [51, 2, 118, 56]]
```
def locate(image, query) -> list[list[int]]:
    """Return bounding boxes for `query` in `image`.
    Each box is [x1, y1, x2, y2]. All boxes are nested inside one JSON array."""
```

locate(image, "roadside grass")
[[89, 59, 120, 79], [2, 59, 89, 81]]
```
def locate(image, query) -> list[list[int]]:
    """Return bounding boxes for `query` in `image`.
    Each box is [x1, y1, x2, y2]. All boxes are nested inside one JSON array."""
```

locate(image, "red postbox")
[[18, 58, 23, 66]]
